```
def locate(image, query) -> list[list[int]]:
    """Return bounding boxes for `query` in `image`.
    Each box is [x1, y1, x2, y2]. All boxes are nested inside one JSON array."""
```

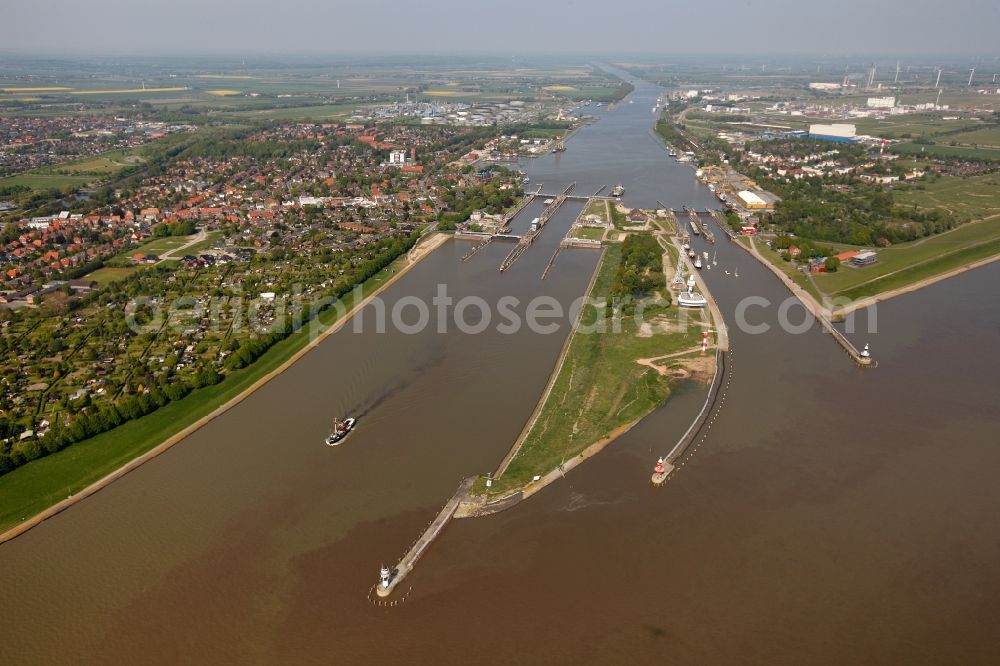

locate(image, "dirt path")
[[637, 345, 708, 375]]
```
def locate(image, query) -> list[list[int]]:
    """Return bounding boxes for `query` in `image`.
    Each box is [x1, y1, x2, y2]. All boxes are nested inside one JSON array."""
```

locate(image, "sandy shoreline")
[[0, 232, 450, 545]]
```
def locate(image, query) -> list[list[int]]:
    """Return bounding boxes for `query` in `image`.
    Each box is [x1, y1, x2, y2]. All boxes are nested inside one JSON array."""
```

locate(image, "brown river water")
[[1, 71, 999, 665]]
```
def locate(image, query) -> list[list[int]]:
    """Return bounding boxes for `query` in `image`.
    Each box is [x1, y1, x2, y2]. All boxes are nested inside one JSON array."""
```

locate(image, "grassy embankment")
[[749, 215, 1000, 304], [489, 241, 706, 494], [0, 250, 414, 533], [748, 169, 1000, 304]]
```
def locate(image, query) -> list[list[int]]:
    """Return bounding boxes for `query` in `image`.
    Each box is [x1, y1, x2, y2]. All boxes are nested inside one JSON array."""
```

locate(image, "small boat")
[[694, 257, 703, 269], [325, 417, 356, 446], [682, 242, 690, 251], [611, 184, 625, 198], [688, 249, 696, 258]]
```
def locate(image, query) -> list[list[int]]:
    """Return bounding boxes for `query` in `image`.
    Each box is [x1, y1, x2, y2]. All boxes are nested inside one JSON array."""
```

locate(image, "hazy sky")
[[5, 0, 999, 56]]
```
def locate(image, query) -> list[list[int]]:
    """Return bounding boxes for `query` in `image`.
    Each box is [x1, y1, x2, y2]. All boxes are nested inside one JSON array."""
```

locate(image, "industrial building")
[[737, 190, 769, 210], [808, 123, 858, 143]]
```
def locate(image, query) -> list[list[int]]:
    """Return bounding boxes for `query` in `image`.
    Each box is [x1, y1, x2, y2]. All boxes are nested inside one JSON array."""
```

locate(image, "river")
[[1, 71, 999, 665]]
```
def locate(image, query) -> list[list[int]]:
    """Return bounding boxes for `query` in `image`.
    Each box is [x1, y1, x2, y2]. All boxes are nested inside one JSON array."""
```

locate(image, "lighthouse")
[[380, 565, 391, 590], [861, 343, 870, 359], [701, 331, 709, 355]]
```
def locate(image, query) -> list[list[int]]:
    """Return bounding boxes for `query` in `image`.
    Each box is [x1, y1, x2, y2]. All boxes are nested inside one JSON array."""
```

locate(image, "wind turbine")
[[894, 61, 900, 84], [968, 67, 976, 86], [935, 67, 943, 88]]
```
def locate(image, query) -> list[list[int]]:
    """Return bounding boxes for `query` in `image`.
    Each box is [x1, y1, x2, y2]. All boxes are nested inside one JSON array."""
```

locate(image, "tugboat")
[[325, 417, 356, 446], [611, 183, 625, 198]]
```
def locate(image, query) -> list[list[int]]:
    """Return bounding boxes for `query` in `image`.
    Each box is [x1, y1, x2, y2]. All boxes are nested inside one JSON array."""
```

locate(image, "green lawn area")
[[837, 236, 1000, 301], [130, 234, 197, 256], [491, 242, 705, 494], [0, 173, 95, 191], [583, 199, 609, 221], [42, 151, 145, 175], [183, 231, 225, 255], [83, 266, 137, 286], [0, 251, 412, 533], [571, 226, 605, 240]]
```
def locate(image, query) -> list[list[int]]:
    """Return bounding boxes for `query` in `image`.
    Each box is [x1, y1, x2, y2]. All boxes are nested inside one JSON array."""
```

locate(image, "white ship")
[[677, 275, 707, 308]]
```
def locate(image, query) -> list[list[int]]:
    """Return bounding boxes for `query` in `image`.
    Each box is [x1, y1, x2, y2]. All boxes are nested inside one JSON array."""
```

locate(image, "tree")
[[824, 257, 841, 273]]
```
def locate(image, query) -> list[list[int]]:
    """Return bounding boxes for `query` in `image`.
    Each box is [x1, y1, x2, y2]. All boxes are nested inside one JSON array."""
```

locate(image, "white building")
[[867, 96, 895, 109], [388, 149, 407, 165]]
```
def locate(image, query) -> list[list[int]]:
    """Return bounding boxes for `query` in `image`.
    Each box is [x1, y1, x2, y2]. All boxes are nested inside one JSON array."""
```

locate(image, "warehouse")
[[808, 123, 858, 143], [737, 190, 768, 210]]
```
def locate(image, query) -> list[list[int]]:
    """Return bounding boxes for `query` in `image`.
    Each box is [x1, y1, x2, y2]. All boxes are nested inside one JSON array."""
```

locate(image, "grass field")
[[69, 87, 188, 95], [891, 142, 1000, 162], [83, 266, 138, 286], [571, 226, 605, 240], [949, 125, 1000, 146], [0, 251, 412, 534], [183, 231, 225, 255], [227, 102, 361, 120], [0, 172, 94, 191], [492, 243, 704, 493], [895, 172, 1000, 218], [129, 234, 198, 256], [810, 215, 1000, 300]]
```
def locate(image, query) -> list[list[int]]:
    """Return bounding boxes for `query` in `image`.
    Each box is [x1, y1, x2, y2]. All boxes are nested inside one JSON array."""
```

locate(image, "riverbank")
[[738, 230, 1000, 319], [0, 232, 450, 544]]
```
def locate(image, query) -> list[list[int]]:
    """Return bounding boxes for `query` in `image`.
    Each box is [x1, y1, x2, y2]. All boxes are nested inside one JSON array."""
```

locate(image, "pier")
[[499, 183, 575, 272], [376, 477, 474, 598], [652, 348, 730, 485], [460, 235, 493, 262]]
